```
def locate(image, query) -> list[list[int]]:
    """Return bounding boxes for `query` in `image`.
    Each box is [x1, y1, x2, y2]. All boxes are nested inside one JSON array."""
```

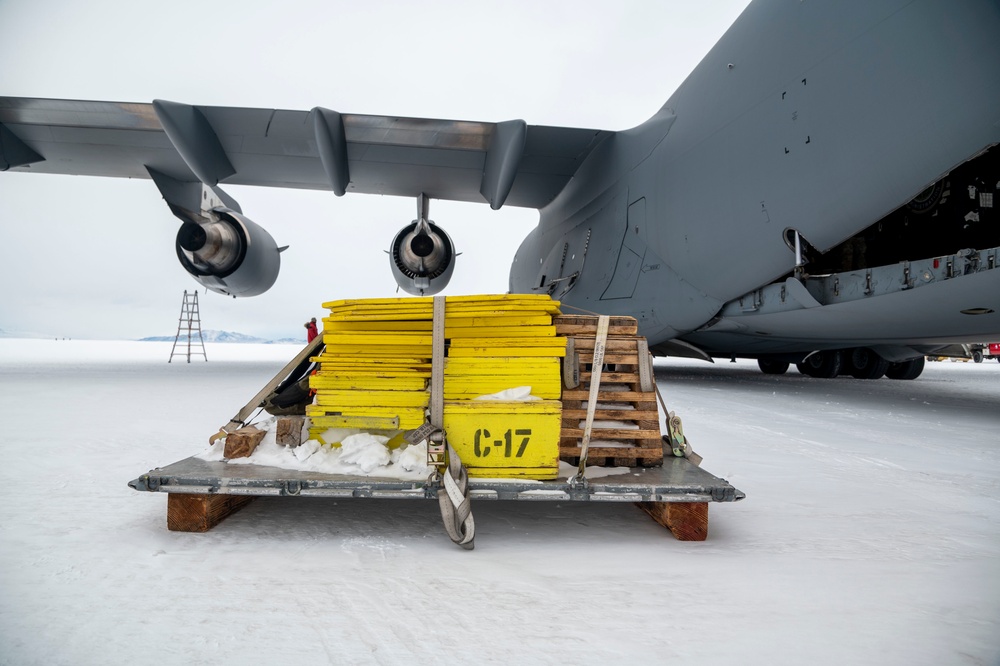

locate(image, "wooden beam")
[[223, 426, 265, 459], [167, 493, 255, 532], [635, 501, 708, 541], [276, 416, 306, 448]]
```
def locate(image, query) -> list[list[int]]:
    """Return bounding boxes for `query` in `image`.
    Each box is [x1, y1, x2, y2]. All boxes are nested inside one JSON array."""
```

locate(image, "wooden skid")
[[635, 502, 709, 541], [167, 494, 255, 532]]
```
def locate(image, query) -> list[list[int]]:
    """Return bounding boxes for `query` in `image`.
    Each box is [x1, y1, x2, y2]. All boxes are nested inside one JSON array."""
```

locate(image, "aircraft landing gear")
[[847, 347, 889, 379], [754, 349, 925, 380], [885, 357, 925, 380], [796, 350, 842, 378], [757, 359, 790, 375]]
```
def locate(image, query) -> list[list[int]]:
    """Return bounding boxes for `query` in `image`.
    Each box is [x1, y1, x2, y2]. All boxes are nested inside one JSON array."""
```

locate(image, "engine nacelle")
[[389, 219, 455, 296], [175, 208, 281, 297]]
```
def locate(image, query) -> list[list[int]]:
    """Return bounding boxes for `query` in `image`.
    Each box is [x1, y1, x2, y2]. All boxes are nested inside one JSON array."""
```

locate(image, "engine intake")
[[389, 218, 455, 295], [175, 208, 281, 297]]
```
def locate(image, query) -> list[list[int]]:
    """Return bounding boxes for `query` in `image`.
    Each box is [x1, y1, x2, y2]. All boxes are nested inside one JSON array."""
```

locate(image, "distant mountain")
[[139, 329, 302, 344], [0, 328, 52, 339]]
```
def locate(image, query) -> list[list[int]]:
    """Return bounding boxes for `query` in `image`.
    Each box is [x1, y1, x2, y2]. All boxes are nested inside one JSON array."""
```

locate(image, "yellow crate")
[[313, 390, 429, 408], [306, 405, 427, 431], [444, 356, 560, 370], [449, 337, 566, 349], [444, 325, 557, 338], [448, 346, 566, 358], [323, 320, 433, 332], [313, 359, 431, 372], [306, 404, 425, 419], [310, 375, 428, 391], [323, 315, 555, 331], [443, 382, 561, 400], [321, 345, 432, 357], [322, 294, 561, 319], [323, 294, 559, 308], [441, 400, 562, 480], [325, 332, 434, 345]]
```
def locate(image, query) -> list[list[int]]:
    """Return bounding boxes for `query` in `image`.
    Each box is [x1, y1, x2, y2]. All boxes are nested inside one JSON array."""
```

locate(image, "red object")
[[989, 343, 1000, 356], [305, 320, 318, 342]]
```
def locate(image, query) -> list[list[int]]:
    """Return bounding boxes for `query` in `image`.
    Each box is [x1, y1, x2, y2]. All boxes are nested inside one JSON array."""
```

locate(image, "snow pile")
[[197, 417, 433, 480], [338, 433, 392, 472]]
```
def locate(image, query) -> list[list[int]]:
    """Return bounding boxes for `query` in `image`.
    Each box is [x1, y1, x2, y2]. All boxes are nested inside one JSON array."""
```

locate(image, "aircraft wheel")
[[972, 350, 983, 363], [848, 348, 889, 379], [885, 357, 925, 380], [795, 350, 842, 378], [758, 359, 790, 375]]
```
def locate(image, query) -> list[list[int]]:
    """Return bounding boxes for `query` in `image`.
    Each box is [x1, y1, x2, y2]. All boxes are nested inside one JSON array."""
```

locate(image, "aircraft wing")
[[0, 97, 612, 209]]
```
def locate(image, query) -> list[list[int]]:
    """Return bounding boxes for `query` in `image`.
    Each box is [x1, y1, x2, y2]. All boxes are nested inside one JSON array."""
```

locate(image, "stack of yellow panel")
[[306, 294, 566, 479]]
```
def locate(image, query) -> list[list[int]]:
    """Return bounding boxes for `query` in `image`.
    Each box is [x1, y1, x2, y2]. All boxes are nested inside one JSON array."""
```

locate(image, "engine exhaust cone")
[[410, 232, 434, 258], [177, 222, 207, 252]]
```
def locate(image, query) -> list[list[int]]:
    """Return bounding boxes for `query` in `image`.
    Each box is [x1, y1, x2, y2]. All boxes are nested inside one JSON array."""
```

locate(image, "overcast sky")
[[0, 0, 751, 340]]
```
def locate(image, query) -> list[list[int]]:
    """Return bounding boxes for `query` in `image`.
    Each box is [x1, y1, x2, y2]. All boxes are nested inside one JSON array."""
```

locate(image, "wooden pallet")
[[558, 324, 665, 467]]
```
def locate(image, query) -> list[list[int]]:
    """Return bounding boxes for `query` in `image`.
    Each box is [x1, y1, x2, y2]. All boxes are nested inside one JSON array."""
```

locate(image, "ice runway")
[[1, 339, 998, 665]]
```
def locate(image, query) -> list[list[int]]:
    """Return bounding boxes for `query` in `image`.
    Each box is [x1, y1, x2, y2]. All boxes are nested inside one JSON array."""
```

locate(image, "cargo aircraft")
[[2, 0, 998, 380]]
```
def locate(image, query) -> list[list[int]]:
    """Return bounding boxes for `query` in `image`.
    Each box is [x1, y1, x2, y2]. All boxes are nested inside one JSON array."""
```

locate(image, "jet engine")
[[389, 218, 455, 295], [175, 208, 282, 297]]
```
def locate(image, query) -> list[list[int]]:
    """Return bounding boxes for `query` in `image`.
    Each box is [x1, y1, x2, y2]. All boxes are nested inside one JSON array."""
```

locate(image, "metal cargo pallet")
[[129, 454, 744, 542], [131, 454, 742, 501]]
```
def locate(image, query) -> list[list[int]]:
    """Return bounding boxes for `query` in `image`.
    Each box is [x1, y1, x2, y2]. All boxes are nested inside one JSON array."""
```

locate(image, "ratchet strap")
[[424, 296, 447, 469], [574, 314, 610, 480], [652, 371, 703, 466], [427, 295, 475, 549], [438, 443, 475, 549]]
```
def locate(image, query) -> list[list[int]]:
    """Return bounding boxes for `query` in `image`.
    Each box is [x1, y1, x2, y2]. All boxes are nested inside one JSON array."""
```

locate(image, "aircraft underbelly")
[[683, 248, 1000, 354]]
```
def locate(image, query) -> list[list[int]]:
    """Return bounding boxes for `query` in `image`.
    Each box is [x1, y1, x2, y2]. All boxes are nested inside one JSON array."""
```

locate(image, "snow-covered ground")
[[1, 339, 997, 665]]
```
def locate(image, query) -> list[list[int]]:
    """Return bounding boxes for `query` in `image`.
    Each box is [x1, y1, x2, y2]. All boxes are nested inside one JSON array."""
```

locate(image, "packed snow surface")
[[1, 339, 998, 665]]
